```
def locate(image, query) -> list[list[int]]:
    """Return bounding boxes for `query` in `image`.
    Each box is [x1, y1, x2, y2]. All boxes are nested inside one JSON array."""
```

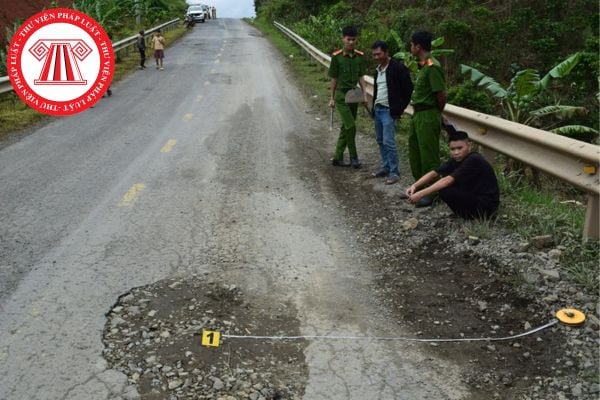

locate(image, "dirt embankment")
[[0, 0, 71, 45]]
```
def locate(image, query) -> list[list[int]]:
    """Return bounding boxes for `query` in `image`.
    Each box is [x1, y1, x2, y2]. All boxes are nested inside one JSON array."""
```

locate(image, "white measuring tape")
[[201, 309, 584, 348], [222, 320, 557, 343]]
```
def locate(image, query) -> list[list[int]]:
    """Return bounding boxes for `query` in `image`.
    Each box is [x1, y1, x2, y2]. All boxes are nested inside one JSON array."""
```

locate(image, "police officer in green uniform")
[[407, 31, 447, 207], [328, 26, 368, 168]]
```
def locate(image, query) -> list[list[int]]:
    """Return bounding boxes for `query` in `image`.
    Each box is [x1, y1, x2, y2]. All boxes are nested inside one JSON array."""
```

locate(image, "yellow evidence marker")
[[201, 330, 221, 347]]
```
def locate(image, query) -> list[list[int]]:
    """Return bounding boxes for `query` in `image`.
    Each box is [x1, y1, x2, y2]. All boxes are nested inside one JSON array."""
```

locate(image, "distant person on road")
[[328, 25, 368, 169], [137, 30, 146, 70], [407, 31, 447, 207], [405, 130, 499, 219], [152, 30, 166, 70], [370, 40, 413, 185], [212, 6, 216, 19]]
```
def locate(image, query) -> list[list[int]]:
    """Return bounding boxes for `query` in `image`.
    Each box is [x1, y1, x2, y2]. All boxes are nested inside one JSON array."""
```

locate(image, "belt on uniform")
[[374, 103, 389, 109], [412, 104, 438, 112]]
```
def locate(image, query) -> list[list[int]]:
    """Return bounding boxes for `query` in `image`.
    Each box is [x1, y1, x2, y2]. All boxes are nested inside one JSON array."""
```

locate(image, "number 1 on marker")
[[201, 330, 221, 347]]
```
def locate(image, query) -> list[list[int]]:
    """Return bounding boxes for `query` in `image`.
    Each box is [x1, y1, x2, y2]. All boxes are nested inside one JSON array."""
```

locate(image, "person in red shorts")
[[152, 30, 165, 70]]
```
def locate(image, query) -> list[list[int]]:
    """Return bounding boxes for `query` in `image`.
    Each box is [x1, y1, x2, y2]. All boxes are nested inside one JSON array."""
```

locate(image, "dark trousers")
[[139, 48, 146, 68], [439, 186, 497, 219]]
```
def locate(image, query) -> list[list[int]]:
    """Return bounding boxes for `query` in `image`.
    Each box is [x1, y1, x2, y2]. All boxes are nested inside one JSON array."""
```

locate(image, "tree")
[[460, 53, 598, 142]]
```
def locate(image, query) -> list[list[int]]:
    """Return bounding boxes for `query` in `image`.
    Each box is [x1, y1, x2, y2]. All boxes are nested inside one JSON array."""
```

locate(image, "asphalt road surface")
[[0, 19, 468, 399]]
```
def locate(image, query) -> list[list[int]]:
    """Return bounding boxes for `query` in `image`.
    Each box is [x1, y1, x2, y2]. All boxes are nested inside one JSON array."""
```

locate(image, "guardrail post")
[[583, 194, 599, 240], [304, 49, 312, 64]]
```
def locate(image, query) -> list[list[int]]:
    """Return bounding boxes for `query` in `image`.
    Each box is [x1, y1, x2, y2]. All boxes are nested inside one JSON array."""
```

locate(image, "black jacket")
[[372, 58, 413, 119], [136, 35, 146, 50]]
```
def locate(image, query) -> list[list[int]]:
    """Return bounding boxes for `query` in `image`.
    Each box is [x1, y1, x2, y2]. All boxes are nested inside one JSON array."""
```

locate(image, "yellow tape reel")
[[555, 308, 586, 327]]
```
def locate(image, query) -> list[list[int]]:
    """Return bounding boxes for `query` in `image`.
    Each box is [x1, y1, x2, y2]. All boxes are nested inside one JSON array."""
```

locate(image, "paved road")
[[0, 19, 467, 399]]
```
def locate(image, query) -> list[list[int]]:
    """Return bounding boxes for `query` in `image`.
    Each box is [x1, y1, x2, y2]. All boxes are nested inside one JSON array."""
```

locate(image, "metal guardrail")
[[0, 18, 180, 94], [112, 18, 180, 53], [274, 21, 600, 240], [0, 76, 10, 94]]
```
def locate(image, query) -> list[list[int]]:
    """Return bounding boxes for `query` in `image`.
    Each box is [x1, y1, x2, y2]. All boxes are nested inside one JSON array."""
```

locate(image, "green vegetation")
[[498, 175, 598, 291], [250, 11, 598, 291], [0, 25, 187, 138], [0, 94, 46, 136], [390, 34, 454, 75], [0, 20, 23, 76], [254, 0, 599, 141], [462, 54, 598, 142], [71, 0, 187, 40]]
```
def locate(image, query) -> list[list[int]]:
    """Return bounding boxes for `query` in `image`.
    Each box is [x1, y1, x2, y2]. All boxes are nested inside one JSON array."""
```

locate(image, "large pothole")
[[102, 275, 307, 399], [373, 242, 573, 399]]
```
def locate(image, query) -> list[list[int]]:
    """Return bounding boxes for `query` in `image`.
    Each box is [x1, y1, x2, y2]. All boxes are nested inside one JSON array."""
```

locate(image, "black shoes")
[[371, 169, 388, 178], [332, 158, 360, 168], [415, 196, 433, 208], [332, 159, 350, 167]]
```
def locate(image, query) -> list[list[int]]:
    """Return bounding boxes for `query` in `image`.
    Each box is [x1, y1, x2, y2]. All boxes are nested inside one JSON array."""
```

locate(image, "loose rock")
[[402, 218, 419, 230], [530, 235, 554, 249]]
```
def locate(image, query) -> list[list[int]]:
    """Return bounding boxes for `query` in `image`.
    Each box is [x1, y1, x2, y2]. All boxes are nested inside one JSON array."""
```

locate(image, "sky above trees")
[[187, 0, 255, 17]]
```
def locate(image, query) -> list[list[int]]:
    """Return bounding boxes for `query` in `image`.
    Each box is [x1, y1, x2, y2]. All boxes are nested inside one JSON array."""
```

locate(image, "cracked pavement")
[[1, 19, 469, 399]]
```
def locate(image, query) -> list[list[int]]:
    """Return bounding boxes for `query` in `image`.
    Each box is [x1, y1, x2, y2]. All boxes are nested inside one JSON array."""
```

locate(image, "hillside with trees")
[[254, 0, 599, 142]]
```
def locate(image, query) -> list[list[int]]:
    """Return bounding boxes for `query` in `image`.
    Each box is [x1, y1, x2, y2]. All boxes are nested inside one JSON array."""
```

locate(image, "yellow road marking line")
[[183, 113, 193, 121], [119, 184, 145, 207], [161, 139, 177, 153]]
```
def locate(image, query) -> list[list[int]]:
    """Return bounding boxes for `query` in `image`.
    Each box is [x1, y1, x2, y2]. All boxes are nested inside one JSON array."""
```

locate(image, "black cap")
[[448, 130, 469, 142], [342, 26, 358, 37]]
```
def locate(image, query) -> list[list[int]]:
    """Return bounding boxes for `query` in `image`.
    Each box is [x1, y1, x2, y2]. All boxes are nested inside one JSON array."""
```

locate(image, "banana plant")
[[460, 53, 597, 140], [71, 0, 185, 35], [72, 0, 132, 36]]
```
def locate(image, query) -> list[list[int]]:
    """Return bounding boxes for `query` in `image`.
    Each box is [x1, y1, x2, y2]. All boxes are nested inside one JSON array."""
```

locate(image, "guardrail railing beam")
[[273, 21, 600, 241], [0, 18, 180, 95]]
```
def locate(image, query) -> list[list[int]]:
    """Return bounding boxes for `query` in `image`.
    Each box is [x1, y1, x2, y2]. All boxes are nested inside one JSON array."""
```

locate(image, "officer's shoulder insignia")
[[355, 49, 364, 56], [426, 58, 434, 67], [332, 49, 343, 56]]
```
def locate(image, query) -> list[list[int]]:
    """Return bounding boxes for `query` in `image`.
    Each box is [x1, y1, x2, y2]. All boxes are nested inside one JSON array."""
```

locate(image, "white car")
[[186, 6, 206, 23]]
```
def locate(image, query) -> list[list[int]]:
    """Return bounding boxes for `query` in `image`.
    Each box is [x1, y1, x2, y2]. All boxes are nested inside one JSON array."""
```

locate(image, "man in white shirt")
[[371, 40, 413, 184]]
